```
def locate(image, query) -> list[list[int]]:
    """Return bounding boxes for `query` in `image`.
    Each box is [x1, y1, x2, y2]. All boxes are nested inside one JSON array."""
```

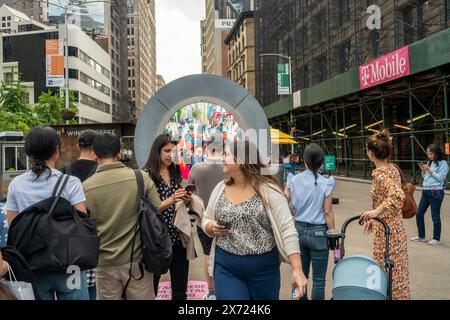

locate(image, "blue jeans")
[[88, 286, 97, 300], [34, 271, 89, 300], [416, 189, 444, 241], [214, 246, 280, 300], [295, 222, 329, 300]]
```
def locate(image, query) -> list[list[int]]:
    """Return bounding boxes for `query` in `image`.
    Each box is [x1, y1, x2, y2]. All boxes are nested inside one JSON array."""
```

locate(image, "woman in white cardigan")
[[202, 140, 307, 300]]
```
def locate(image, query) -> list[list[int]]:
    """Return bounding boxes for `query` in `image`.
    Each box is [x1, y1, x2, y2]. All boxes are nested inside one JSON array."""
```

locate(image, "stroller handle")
[[340, 215, 391, 267]]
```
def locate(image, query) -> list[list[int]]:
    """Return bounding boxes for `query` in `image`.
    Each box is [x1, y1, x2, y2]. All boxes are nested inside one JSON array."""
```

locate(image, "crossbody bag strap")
[[391, 163, 406, 185], [122, 170, 145, 299], [48, 174, 70, 217]]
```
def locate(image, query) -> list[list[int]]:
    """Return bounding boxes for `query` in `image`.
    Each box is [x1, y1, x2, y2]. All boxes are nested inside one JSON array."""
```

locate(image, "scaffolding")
[[255, 0, 450, 107], [269, 69, 450, 184]]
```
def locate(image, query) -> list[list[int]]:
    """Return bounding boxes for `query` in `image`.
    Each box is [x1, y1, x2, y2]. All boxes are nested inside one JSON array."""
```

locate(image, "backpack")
[[122, 170, 172, 298], [1, 246, 41, 300], [7, 174, 100, 271]]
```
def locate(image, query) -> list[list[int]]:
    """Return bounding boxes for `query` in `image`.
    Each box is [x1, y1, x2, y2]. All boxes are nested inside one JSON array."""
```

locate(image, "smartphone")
[[217, 220, 231, 230], [184, 184, 196, 193]]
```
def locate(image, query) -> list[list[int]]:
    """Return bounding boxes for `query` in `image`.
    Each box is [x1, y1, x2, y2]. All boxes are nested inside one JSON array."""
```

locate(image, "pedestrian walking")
[[5, 126, 89, 300], [361, 129, 410, 300], [188, 135, 224, 300], [285, 143, 336, 300], [82, 133, 162, 300], [61, 129, 98, 300], [411, 144, 449, 245], [202, 140, 307, 300], [143, 134, 192, 300]]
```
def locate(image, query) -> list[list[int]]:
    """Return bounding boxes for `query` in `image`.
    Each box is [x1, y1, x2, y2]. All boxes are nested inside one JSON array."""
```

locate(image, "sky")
[[155, 0, 205, 84]]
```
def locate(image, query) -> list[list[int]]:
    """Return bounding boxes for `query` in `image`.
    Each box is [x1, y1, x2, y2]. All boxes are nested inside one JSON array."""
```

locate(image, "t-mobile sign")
[[359, 46, 410, 90]]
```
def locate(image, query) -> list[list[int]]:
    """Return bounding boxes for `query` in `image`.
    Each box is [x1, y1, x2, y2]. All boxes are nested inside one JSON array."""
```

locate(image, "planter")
[[60, 109, 76, 121]]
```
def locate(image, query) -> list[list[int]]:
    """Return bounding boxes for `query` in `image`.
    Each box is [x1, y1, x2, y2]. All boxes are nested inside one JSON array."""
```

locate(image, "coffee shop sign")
[[359, 46, 410, 90]]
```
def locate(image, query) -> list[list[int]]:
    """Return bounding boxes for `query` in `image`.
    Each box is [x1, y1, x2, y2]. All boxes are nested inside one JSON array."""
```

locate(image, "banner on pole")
[[278, 63, 290, 95], [46, 39, 64, 87]]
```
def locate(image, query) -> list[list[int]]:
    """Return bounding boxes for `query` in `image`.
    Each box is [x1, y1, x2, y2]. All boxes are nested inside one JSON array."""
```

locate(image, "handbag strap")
[[51, 174, 65, 198], [48, 174, 70, 218], [122, 170, 145, 299], [390, 163, 406, 184]]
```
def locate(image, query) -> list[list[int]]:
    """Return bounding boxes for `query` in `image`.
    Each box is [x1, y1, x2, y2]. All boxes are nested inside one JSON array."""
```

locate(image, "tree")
[[0, 73, 37, 133], [35, 89, 78, 125]]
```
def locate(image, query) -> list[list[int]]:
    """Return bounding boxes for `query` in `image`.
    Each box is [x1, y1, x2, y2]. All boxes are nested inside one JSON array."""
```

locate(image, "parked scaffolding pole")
[[444, 73, 449, 184], [343, 107, 349, 176], [320, 106, 325, 148], [359, 98, 367, 179], [381, 89, 385, 128], [335, 108, 340, 174], [408, 81, 417, 184]]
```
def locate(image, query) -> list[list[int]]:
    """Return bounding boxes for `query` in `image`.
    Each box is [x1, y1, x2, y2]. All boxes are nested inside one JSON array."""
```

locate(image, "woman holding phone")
[[412, 144, 449, 245], [202, 140, 307, 300], [143, 134, 192, 300]]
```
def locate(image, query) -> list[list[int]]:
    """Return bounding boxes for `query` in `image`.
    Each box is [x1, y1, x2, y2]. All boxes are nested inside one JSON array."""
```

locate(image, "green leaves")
[[0, 71, 80, 133]]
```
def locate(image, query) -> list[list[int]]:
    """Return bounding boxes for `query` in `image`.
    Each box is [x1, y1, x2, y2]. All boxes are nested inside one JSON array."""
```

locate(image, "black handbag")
[[7, 174, 100, 272]]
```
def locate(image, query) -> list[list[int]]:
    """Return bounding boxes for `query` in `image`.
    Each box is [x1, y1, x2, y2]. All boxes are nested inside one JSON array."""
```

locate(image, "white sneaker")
[[410, 236, 427, 242], [203, 293, 216, 300], [428, 239, 441, 245]]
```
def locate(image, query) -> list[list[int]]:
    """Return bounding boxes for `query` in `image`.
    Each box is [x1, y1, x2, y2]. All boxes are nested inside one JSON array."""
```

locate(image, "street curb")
[[334, 175, 450, 195]]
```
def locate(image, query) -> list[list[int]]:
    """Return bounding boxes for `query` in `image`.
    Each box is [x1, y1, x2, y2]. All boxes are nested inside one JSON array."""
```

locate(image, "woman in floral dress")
[[361, 129, 411, 300]]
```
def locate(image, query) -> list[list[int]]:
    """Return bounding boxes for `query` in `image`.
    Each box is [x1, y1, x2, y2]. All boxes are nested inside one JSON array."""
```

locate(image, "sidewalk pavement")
[[176, 179, 450, 300]]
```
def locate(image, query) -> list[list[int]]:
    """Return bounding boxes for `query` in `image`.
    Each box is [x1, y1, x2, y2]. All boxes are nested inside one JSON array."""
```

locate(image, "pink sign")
[[359, 46, 410, 90], [156, 280, 208, 300]]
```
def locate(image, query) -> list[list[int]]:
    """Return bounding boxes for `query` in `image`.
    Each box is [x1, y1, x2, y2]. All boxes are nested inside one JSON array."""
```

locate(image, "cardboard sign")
[[156, 280, 208, 300]]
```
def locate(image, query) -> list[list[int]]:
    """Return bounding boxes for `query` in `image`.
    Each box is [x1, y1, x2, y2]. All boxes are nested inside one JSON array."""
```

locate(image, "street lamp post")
[[260, 53, 294, 153]]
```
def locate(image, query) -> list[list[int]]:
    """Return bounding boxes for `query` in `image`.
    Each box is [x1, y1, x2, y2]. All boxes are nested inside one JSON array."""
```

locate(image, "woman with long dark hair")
[[412, 144, 449, 245], [202, 139, 307, 300], [285, 143, 336, 300], [5, 126, 89, 300], [361, 129, 410, 300], [143, 134, 192, 300]]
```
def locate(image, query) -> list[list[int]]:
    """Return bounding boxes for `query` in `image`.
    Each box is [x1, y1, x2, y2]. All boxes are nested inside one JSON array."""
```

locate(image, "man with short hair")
[[187, 135, 224, 300], [83, 133, 161, 300], [61, 129, 98, 300]]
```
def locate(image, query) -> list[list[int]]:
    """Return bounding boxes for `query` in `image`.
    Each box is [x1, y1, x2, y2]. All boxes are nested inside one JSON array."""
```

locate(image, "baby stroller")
[[327, 215, 394, 300]]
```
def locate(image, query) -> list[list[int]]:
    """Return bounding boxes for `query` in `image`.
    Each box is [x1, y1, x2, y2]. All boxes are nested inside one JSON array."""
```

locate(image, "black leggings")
[[153, 241, 189, 300]]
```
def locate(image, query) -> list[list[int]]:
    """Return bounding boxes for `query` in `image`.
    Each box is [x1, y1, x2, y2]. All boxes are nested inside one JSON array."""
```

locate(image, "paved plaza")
[[176, 179, 450, 300]]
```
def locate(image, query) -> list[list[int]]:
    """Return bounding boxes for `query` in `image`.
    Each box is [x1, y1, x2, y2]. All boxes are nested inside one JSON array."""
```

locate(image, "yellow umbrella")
[[269, 127, 294, 140], [272, 138, 298, 145]]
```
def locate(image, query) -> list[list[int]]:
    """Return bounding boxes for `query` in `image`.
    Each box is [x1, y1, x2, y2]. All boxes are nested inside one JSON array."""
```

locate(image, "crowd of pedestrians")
[[1, 125, 448, 300]]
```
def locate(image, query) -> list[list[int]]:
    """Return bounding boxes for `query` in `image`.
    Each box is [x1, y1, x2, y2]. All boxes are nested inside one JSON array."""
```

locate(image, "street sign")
[[324, 155, 336, 171], [278, 63, 290, 95]]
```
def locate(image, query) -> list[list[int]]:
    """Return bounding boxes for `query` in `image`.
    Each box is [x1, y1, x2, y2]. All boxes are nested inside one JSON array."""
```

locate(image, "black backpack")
[[7, 174, 100, 271], [1, 246, 41, 300], [122, 170, 172, 298]]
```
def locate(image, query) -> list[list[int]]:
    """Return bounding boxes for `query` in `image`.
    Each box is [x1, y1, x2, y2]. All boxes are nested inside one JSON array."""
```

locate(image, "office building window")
[[80, 92, 111, 114], [79, 50, 110, 78], [80, 72, 110, 96]]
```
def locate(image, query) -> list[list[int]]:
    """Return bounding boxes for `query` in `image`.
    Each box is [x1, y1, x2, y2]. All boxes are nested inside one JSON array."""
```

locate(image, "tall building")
[[104, 0, 129, 122], [224, 11, 255, 96], [126, 0, 156, 121], [256, 0, 450, 182], [0, 17, 113, 123], [202, 0, 253, 76], [156, 74, 165, 91], [0, 0, 48, 22]]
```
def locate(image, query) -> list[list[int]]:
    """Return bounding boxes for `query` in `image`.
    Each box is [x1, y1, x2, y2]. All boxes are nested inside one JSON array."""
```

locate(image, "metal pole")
[[359, 98, 367, 179], [290, 111, 294, 154], [335, 108, 339, 174], [381, 89, 385, 128], [443, 74, 449, 184], [343, 107, 349, 176], [289, 56, 292, 97], [320, 106, 324, 149], [408, 81, 417, 184], [65, 8, 69, 110]]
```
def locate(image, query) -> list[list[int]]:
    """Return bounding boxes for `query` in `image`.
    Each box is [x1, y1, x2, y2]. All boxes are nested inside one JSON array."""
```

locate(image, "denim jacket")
[[422, 160, 449, 190]]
